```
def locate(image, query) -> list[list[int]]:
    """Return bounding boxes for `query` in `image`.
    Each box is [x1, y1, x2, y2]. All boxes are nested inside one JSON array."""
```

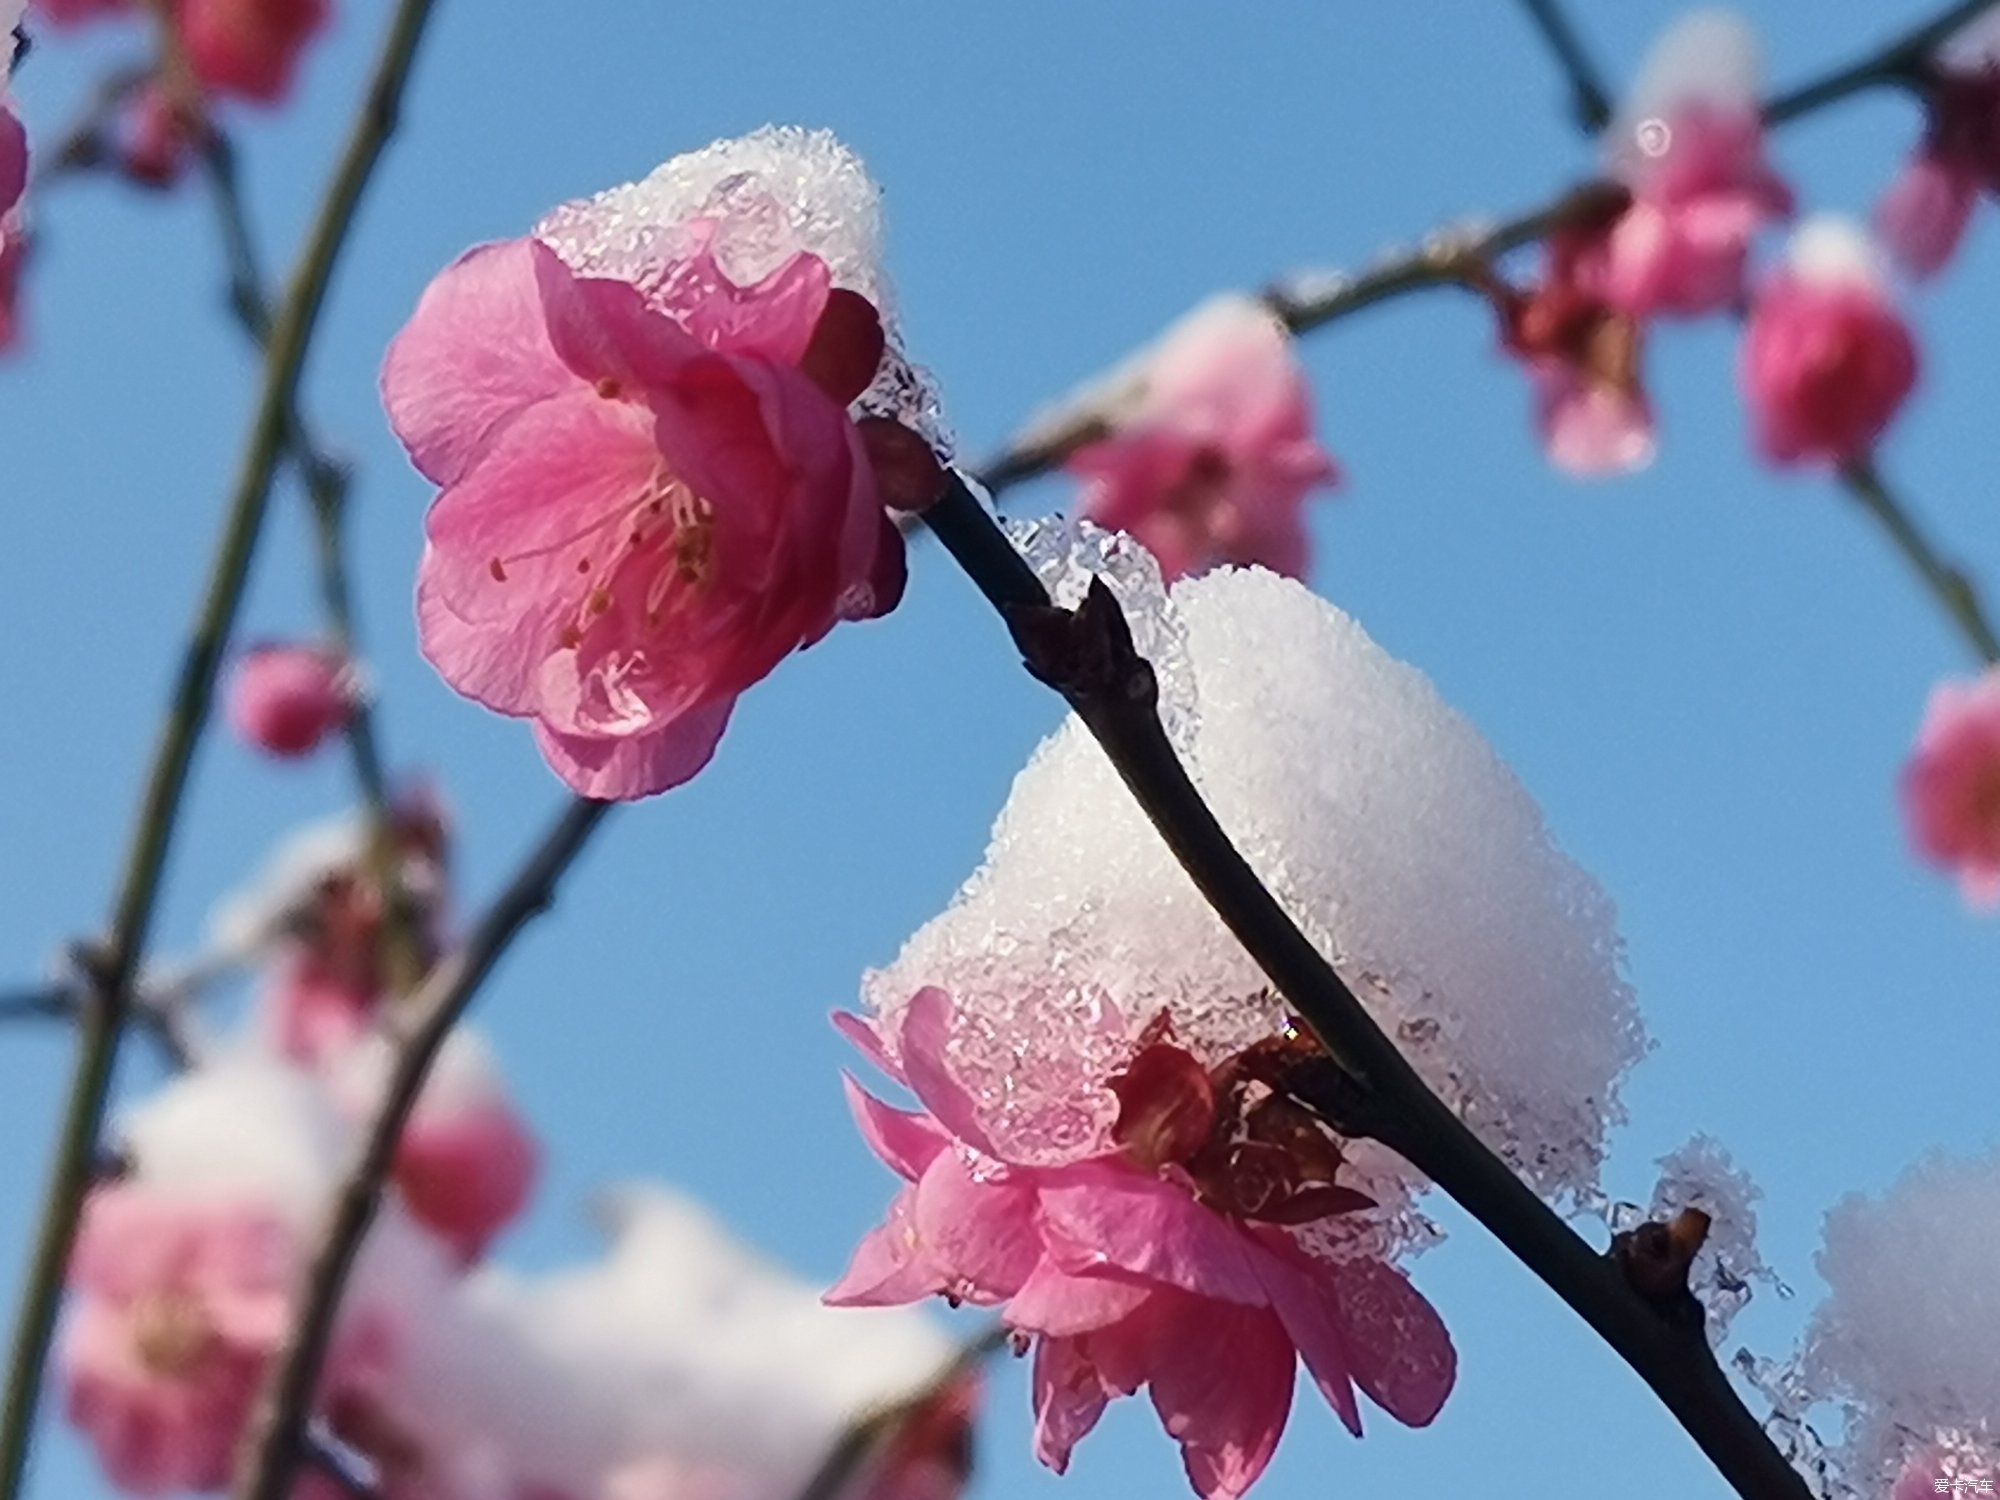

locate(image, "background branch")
[[0, 2, 445, 1492], [923, 473, 1810, 1500], [1513, 0, 1615, 132], [232, 796, 611, 1500]]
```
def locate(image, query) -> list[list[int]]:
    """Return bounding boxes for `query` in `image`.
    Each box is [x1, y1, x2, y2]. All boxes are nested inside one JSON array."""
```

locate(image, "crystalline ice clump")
[[1004, 513, 1197, 752], [535, 126, 949, 454], [1648, 1134, 1771, 1342], [1801, 1149, 2000, 1496], [864, 566, 1647, 1226]]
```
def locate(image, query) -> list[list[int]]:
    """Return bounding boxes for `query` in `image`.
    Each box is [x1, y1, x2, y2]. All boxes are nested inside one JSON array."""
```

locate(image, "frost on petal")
[[1801, 1149, 2000, 1494], [533, 125, 948, 454], [866, 567, 1644, 1227]]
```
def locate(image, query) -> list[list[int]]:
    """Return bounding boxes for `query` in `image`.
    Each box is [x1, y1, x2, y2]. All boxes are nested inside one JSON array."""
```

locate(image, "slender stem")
[[1513, 0, 1615, 132], [0, 4, 444, 1493], [924, 474, 1810, 1500], [1764, 0, 1997, 123], [1843, 460, 2000, 665], [233, 797, 612, 1500], [196, 135, 425, 994]]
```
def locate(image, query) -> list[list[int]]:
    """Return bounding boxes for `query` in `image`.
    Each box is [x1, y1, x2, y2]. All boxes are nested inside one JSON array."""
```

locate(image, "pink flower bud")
[[228, 643, 354, 758], [179, 0, 327, 105], [1739, 219, 1917, 469], [1902, 670, 2000, 908]]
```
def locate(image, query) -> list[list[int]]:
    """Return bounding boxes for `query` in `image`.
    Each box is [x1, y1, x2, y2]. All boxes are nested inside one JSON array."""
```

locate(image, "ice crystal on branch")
[[865, 567, 1645, 1220]]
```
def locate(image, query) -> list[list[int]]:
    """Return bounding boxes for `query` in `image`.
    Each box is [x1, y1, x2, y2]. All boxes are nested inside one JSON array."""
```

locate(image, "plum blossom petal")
[[1878, 152, 1980, 281], [895, 987, 1001, 1158], [1030, 1337, 1111, 1476], [843, 1075, 950, 1184], [1902, 669, 2000, 907], [1035, 1164, 1271, 1307], [910, 1151, 1042, 1305], [825, 1189, 945, 1307], [1144, 1295, 1295, 1500], [1005, 1262, 1153, 1339]]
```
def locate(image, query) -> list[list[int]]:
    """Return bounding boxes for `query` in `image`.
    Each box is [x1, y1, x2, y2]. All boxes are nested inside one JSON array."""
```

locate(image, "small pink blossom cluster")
[[31, 0, 328, 187], [832, 990, 1455, 1500], [227, 643, 357, 760], [1877, 15, 2000, 280], [384, 130, 916, 801], [1494, 11, 1919, 479], [61, 807, 970, 1500]]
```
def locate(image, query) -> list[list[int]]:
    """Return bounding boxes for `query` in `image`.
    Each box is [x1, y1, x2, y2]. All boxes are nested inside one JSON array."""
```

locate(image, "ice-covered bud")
[[333, 1031, 539, 1263], [60, 1187, 302, 1495], [1602, 11, 1793, 317], [1643, 1135, 1768, 1341], [382, 129, 917, 800], [1876, 16, 2000, 280], [179, 0, 326, 104], [1802, 1149, 2000, 1495], [1740, 218, 1918, 468], [1063, 296, 1339, 582], [1902, 670, 2000, 907], [1502, 226, 1657, 476], [830, 990, 1452, 1499], [228, 642, 355, 758], [865, 566, 1644, 1218]]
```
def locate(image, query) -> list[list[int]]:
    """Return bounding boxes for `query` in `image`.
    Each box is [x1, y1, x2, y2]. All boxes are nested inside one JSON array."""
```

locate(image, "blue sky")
[[3, 2, 1998, 1497]]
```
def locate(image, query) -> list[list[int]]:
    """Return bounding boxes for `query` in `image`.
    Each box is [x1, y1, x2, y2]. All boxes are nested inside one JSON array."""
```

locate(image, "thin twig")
[[790, 1326, 1006, 1500], [1843, 460, 2000, 664], [1513, 0, 1615, 131], [971, 0, 2000, 498], [0, 2, 445, 1493], [922, 473, 1811, 1500], [196, 133, 425, 995], [233, 797, 612, 1500]]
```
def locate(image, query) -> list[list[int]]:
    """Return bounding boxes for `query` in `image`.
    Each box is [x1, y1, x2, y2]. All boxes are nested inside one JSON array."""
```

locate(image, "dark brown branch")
[[1764, 0, 1998, 123], [1513, 0, 1615, 132], [0, 2, 446, 1492], [233, 797, 611, 1500], [923, 473, 1809, 1500]]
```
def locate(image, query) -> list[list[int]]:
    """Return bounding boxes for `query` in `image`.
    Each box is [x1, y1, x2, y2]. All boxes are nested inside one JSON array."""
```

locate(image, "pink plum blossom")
[[382, 229, 903, 801], [1601, 13, 1791, 317], [1502, 225, 1656, 476], [830, 991, 1454, 1500], [1876, 33, 2000, 279], [61, 1188, 303, 1495], [28, 0, 127, 26], [0, 208, 28, 352], [1902, 670, 2000, 907], [1892, 1444, 2000, 1500], [1066, 296, 1337, 581], [228, 642, 356, 758], [2, 2, 23, 234], [1739, 218, 1918, 469], [116, 84, 202, 189]]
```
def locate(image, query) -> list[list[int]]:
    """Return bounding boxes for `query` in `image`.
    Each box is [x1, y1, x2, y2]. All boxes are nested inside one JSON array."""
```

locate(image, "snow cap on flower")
[[865, 557, 1644, 1219], [1802, 1149, 2000, 1494], [1902, 670, 2000, 907], [228, 642, 356, 758], [1600, 9, 1791, 317], [1062, 295, 1339, 582], [534, 125, 945, 453], [1740, 217, 1917, 468]]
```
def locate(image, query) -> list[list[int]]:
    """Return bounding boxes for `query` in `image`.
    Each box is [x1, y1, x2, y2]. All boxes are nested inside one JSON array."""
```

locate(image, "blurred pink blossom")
[[1066, 297, 1338, 581], [1877, 61, 2000, 279], [1903, 670, 2000, 908], [830, 991, 1454, 1500], [1740, 219, 1917, 469], [1503, 226, 1656, 477], [179, 0, 326, 105], [0, 109, 23, 225], [393, 1091, 538, 1265], [382, 233, 900, 800], [61, 1189, 303, 1495], [228, 643, 355, 759], [1603, 103, 1792, 317]]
